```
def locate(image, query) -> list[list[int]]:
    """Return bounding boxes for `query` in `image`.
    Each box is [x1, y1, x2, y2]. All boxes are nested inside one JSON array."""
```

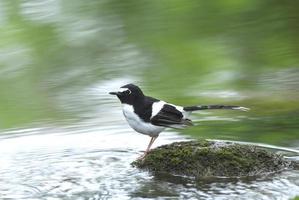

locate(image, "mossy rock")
[[132, 140, 293, 178]]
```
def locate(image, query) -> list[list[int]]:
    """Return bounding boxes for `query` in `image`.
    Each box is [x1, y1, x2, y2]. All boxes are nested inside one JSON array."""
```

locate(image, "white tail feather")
[[232, 107, 250, 111]]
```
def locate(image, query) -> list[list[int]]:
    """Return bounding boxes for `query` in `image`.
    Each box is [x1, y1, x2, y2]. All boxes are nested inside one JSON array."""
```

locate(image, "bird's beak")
[[109, 91, 119, 95]]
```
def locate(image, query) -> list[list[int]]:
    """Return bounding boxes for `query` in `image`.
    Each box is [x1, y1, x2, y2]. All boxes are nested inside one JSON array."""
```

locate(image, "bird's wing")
[[150, 104, 193, 128]]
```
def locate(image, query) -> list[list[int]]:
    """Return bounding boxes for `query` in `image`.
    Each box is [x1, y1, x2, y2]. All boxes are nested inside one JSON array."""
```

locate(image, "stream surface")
[[0, 119, 299, 200], [1, 1, 299, 199]]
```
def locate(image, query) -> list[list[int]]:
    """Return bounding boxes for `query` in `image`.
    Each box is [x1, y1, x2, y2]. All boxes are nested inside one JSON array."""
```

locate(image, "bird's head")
[[109, 83, 144, 105]]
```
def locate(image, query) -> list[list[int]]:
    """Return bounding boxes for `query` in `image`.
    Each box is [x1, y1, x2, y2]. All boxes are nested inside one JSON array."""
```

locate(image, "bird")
[[109, 83, 249, 159]]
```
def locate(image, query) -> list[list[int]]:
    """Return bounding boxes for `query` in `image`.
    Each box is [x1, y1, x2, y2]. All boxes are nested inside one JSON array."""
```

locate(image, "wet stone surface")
[[132, 140, 294, 178]]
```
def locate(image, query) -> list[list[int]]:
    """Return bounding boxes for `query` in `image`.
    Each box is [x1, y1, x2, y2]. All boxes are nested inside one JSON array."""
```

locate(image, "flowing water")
[[0, 79, 298, 200], [0, 1, 299, 199], [0, 116, 299, 200]]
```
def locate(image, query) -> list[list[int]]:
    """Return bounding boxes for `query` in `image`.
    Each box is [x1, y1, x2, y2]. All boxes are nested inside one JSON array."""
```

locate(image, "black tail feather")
[[183, 105, 249, 112]]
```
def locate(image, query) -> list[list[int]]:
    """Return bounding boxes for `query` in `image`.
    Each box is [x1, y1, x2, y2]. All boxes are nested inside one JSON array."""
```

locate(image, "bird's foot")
[[137, 152, 148, 160]]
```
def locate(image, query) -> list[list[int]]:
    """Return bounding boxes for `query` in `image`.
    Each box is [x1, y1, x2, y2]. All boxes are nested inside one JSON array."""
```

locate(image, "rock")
[[132, 140, 293, 178]]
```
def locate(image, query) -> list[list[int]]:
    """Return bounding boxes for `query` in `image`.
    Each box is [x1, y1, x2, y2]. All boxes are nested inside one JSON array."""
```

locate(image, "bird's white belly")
[[122, 104, 165, 136]]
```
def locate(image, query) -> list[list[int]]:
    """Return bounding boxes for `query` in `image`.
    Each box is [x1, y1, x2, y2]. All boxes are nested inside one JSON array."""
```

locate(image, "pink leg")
[[138, 136, 158, 159], [145, 136, 157, 153]]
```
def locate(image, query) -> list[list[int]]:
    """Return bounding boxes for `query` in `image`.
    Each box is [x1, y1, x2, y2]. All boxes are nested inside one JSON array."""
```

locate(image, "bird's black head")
[[109, 83, 144, 105]]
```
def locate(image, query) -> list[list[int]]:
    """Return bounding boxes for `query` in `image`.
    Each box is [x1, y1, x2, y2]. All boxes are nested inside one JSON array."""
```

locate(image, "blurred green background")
[[0, 0, 298, 146]]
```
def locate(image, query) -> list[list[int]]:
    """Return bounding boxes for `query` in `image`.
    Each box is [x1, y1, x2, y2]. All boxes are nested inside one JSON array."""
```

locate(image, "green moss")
[[132, 140, 293, 178]]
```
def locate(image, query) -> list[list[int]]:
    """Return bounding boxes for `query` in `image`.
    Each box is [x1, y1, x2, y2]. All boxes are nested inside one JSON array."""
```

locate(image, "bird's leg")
[[138, 136, 158, 159], [145, 136, 157, 153]]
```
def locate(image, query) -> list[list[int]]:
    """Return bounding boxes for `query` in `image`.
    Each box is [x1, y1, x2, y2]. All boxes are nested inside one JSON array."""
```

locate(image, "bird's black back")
[[132, 96, 159, 123]]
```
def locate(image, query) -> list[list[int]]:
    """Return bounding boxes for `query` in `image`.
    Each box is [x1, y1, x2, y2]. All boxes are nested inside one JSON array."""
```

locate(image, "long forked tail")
[[183, 105, 250, 112]]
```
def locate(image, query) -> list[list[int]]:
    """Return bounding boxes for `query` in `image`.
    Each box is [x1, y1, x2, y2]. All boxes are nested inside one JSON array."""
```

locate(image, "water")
[[0, 121, 298, 200], [0, 0, 299, 199], [0, 78, 298, 199]]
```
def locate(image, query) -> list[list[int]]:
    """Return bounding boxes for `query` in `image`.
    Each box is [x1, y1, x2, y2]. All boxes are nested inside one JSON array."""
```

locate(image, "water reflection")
[[0, 0, 299, 199], [0, 123, 298, 200], [20, 0, 60, 23], [0, 0, 298, 146], [0, 121, 186, 199]]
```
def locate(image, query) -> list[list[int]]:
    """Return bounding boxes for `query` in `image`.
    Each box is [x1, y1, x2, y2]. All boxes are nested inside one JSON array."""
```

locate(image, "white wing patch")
[[151, 101, 187, 118], [151, 101, 166, 117]]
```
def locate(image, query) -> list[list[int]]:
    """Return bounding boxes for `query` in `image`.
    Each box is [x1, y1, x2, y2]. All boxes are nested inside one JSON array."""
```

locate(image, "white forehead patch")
[[118, 87, 131, 94]]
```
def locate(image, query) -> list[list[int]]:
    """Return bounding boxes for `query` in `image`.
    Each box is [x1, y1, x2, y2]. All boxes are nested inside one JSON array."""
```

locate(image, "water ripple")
[[0, 123, 298, 199]]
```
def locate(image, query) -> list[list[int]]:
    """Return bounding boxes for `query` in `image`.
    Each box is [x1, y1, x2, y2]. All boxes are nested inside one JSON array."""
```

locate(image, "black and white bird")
[[109, 84, 249, 159]]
